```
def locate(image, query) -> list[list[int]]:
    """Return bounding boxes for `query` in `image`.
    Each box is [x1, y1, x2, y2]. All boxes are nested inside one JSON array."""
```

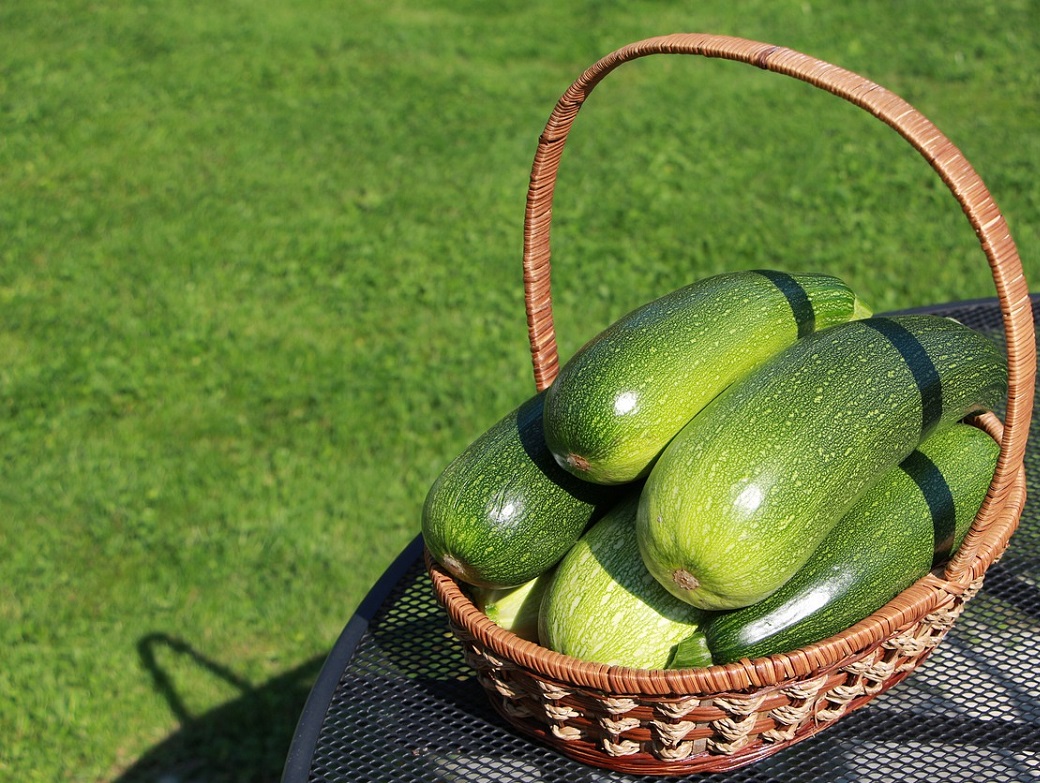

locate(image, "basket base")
[[484, 665, 922, 776]]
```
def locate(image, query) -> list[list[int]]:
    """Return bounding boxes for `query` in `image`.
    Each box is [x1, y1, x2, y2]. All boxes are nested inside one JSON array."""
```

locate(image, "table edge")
[[281, 533, 427, 783]]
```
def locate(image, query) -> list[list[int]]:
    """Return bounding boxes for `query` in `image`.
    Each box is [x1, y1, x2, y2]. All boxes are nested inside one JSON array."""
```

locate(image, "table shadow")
[[114, 633, 324, 783]]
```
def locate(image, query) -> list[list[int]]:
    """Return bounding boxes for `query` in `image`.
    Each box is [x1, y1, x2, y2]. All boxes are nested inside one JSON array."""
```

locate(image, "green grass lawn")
[[1, 1, 1037, 780]]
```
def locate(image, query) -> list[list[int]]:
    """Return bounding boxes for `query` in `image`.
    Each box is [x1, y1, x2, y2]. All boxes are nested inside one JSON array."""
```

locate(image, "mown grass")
[[0, 1, 1036, 780]]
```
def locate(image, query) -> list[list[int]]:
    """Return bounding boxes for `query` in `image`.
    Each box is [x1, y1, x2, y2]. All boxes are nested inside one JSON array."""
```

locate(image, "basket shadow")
[[981, 559, 1040, 622], [114, 633, 324, 783], [848, 703, 1040, 754], [367, 601, 512, 728], [771, 701, 1040, 780]]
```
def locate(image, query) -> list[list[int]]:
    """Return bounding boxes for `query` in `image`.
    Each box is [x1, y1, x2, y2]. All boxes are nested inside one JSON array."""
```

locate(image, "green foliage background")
[[0, 1, 1036, 780]]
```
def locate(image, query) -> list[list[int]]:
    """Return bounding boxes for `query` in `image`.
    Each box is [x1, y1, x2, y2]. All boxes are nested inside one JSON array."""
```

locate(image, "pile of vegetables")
[[422, 270, 1006, 669]]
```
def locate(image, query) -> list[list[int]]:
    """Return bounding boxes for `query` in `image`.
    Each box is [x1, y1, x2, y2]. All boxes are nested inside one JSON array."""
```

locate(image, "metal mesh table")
[[282, 298, 1040, 783]]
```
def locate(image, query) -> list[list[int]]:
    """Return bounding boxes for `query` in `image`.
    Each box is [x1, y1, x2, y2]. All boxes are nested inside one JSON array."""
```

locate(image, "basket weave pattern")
[[427, 33, 1035, 775]]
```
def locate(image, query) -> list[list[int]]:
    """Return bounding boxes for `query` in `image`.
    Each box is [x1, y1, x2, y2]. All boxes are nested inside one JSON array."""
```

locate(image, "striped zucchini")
[[637, 315, 1008, 610], [539, 490, 712, 669], [702, 422, 999, 664], [543, 270, 870, 484], [422, 391, 619, 589]]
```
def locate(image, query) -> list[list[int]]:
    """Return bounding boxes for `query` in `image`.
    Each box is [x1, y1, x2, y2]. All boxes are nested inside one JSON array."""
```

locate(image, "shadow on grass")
[[115, 633, 325, 783]]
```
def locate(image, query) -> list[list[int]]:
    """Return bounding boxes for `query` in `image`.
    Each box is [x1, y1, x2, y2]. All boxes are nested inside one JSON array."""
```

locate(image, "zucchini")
[[543, 270, 870, 484], [702, 422, 999, 664], [637, 315, 1008, 610], [539, 490, 712, 669], [471, 571, 554, 643], [422, 391, 619, 589]]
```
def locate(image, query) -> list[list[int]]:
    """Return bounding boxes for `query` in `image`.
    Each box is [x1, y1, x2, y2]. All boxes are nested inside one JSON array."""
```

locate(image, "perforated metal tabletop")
[[282, 298, 1040, 782]]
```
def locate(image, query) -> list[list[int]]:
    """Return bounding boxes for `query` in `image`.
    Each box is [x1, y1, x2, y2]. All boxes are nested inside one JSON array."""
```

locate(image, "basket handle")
[[521, 33, 1035, 585]]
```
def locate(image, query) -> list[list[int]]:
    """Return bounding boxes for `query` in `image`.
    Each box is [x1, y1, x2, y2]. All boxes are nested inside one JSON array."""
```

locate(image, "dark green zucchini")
[[422, 392, 619, 589], [637, 315, 1008, 610], [702, 422, 999, 664]]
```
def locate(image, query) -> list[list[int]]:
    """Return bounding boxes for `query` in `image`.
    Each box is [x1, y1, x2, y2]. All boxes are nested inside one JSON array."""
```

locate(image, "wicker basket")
[[426, 34, 1035, 775]]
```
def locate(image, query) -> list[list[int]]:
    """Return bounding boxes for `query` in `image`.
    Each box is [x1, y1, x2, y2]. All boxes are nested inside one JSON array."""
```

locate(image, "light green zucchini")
[[538, 491, 712, 669], [471, 571, 554, 643], [543, 270, 870, 484], [637, 315, 1008, 610]]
